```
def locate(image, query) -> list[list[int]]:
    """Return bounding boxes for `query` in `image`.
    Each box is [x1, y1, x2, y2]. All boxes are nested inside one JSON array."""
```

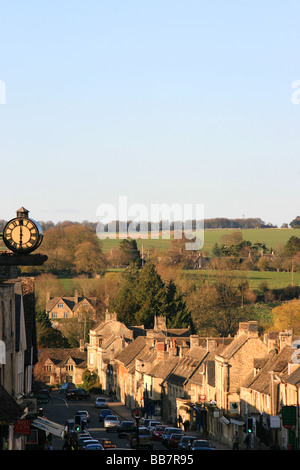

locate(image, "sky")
[[0, 0, 300, 227]]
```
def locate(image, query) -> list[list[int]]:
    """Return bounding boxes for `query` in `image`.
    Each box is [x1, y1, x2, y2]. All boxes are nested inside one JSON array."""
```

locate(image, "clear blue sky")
[[0, 0, 300, 227]]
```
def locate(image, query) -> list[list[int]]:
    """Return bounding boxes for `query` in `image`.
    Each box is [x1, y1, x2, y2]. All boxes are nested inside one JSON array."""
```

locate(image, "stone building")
[[46, 289, 96, 325], [35, 344, 87, 387], [87, 311, 143, 393], [0, 277, 38, 450]]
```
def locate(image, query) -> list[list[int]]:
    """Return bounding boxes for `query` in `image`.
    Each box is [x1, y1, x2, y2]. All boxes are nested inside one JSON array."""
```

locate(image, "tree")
[[164, 279, 192, 328], [271, 300, 300, 334], [132, 263, 167, 327], [119, 238, 141, 266], [284, 236, 300, 258], [112, 262, 191, 329], [36, 322, 70, 348], [290, 217, 300, 229], [38, 224, 107, 275], [74, 241, 107, 275], [190, 272, 251, 336]]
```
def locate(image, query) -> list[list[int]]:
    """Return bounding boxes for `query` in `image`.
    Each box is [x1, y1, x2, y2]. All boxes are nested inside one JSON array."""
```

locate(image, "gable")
[[47, 298, 73, 312]]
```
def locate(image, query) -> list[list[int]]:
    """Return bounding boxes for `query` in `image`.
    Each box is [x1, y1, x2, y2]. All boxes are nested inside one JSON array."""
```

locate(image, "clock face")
[[3, 217, 42, 254]]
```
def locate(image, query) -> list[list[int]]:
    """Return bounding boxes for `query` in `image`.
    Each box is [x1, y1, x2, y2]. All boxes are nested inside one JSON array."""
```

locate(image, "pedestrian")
[[244, 433, 250, 450], [232, 431, 239, 450], [62, 437, 72, 450], [178, 415, 183, 430]]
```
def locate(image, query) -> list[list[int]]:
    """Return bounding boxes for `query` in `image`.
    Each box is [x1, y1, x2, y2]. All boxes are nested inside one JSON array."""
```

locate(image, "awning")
[[32, 417, 67, 438], [219, 416, 230, 425], [230, 418, 245, 426]]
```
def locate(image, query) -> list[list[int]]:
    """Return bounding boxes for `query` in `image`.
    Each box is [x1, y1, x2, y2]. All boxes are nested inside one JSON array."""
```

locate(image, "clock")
[[2, 207, 43, 254]]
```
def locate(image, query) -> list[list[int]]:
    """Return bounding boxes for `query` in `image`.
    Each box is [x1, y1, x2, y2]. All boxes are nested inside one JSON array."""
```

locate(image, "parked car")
[[147, 420, 162, 433], [76, 410, 90, 423], [130, 428, 153, 450], [58, 382, 76, 393], [99, 409, 114, 422], [178, 435, 198, 450], [38, 388, 51, 398], [152, 425, 167, 441], [83, 443, 104, 451], [168, 433, 183, 448], [80, 439, 100, 450], [104, 415, 120, 432], [66, 388, 91, 400], [117, 420, 136, 438], [162, 427, 183, 446], [190, 439, 215, 450], [77, 436, 94, 448], [95, 397, 108, 408], [98, 438, 117, 449]]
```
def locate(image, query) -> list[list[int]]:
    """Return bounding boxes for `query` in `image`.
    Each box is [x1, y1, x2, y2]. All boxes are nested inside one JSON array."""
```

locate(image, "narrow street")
[[41, 391, 229, 451], [42, 391, 166, 450]]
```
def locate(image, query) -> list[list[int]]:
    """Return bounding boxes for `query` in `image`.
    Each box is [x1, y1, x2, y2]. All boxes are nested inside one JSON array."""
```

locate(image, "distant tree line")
[[0, 217, 279, 234], [4, 216, 300, 235]]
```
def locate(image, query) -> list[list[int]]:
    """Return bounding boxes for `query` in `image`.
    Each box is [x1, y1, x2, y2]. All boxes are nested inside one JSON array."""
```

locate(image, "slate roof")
[[37, 348, 87, 368], [285, 366, 300, 387], [147, 356, 179, 379], [217, 335, 249, 360], [242, 346, 294, 394], [166, 355, 202, 387], [46, 295, 96, 312], [115, 336, 149, 367], [185, 343, 229, 387]]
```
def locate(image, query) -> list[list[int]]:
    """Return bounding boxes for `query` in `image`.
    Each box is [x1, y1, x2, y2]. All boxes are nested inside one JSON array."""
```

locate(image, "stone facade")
[[0, 277, 38, 450], [46, 289, 96, 324], [35, 345, 87, 387]]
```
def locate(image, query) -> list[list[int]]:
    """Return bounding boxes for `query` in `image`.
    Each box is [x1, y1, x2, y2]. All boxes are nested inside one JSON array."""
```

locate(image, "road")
[[41, 391, 165, 451]]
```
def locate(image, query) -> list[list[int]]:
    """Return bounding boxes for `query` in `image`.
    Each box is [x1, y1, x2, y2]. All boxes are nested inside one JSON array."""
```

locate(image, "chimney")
[[154, 316, 167, 331], [179, 341, 189, 358], [156, 341, 165, 360], [238, 321, 258, 338], [279, 330, 293, 350], [80, 339, 85, 351], [46, 291, 51, 302], [75, 289, 79, 304], [190, 335, 200, 349], [206, 338, 217, 352]]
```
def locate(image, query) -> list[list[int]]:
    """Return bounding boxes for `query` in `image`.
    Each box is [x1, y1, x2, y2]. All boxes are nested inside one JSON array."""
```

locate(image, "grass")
[[183, 269, 300, 291], [99, 228, 300, 255]]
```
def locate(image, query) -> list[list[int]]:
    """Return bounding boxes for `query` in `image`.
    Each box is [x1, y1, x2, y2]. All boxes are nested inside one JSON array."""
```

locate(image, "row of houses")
[[85, 313, 300, 450], [36, 297, 300, 450]]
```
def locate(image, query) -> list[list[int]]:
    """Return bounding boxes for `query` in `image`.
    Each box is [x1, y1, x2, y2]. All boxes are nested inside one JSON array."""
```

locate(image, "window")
[[66, 365, 73, 371], [52, 312, 57, 318], [64, 312, 70, 318], [58, 303, 64, 308]]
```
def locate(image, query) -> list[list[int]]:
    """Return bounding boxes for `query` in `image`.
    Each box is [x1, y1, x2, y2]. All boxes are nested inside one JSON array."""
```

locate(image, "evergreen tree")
[[112, 262, 191, 329], [164, 280, 191, 328]]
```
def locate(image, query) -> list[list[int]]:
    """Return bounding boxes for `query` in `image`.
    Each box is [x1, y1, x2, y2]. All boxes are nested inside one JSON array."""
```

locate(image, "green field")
[[100, 228, 300, 254], [183, 269, 300, 291]]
